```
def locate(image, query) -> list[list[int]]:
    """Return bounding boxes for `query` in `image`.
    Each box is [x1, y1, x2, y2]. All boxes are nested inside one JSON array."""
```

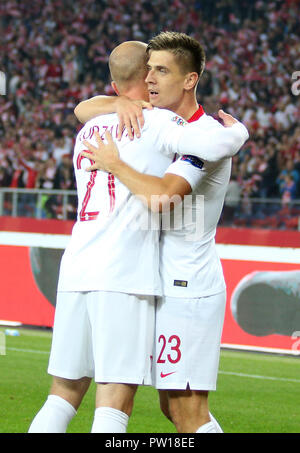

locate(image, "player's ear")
[[184, 72, 198, 91], [111, 81, 120, 96]]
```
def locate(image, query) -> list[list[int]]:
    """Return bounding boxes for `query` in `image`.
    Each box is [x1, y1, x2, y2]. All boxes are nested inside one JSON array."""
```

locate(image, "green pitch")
[[0, 327, 300, 433]]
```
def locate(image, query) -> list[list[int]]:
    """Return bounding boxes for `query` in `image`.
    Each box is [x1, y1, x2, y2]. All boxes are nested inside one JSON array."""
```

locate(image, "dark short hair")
[[146, 31, 206, 77]]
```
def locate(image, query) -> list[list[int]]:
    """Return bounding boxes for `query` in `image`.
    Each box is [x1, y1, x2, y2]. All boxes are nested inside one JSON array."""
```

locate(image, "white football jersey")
[[58, 108, 189, 295], [160, 110, 231, 297], [58, 106, 247, 295]]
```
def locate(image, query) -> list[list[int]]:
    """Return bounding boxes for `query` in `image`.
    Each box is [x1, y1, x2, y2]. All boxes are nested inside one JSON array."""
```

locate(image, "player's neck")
[[122, 86, 148, 103], [173, 96, 199, 122]]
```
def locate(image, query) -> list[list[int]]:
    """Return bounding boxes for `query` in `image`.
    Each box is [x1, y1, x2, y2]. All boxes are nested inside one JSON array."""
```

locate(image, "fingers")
[[117, 114, 125, 140], [218, 109, 230, 119], [81, 149, 95, 161], [117, 108, 146, 140], [124, 116, 135, 140], [120, 114, 141, 140], [82, 140, 96, 153], [136, 110, 145, 130], [84, 130, 113, 149], [105, 129, 114, 145], [94, 130, 105, 147], [130, 115, 141, 139], [218, 109, 236, 121], [84, 163, 98, 172], [117, 115, 135, 141], [82, 135, 98, 169], [218, 109, 238, 126], [95, 129, 114, 146], [80, 150, 96, 172], [115, 97, 148, 140], [142, 101, 153, 111], [81, 130, 117, 173]]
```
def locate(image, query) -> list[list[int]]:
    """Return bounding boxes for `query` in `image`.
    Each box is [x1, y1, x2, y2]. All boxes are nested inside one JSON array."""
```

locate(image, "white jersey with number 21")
[[58, 108, 185, 295], [58, 107, 248, 296]]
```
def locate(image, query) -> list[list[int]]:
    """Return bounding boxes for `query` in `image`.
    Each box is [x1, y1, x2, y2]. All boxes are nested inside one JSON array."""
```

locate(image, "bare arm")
[[80, 111, 248, 210], [74, 95, 153, 140], [74, 95, 117, 123], [82, 130, 191, 212], [76, 94, 248, 160], [110, 162, 191, 212]]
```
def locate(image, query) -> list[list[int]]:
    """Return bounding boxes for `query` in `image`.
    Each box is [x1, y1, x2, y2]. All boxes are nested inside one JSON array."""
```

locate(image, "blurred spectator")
[[276, 157, 300, 197], [52, 137, 72, 165], [35, 158, 57, 190], [53, 154, 76, 190], [222, 175, 242, 224], [280, 174, 297, 206], [0, 166, 11, 187], [0, 0, 299, 224]]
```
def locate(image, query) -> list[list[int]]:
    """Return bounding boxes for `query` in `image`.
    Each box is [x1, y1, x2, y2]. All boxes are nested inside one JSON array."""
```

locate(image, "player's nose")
[[145, 69, 155, 84]]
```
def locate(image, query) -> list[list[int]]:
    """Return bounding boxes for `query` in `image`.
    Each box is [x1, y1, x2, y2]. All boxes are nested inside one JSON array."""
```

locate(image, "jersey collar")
[[188, 105, 205, 123]]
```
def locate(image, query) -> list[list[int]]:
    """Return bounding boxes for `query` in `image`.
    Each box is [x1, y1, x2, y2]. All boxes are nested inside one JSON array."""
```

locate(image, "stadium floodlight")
[[0, 71, 6, 95]]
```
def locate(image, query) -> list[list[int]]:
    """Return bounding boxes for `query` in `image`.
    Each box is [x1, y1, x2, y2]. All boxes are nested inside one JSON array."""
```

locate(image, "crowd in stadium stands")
[[0, 0, 299, 225]]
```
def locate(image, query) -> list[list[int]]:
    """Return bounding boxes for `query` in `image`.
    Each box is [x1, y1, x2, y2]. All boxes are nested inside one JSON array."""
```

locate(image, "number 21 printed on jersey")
[[77, 150, 115, 222]]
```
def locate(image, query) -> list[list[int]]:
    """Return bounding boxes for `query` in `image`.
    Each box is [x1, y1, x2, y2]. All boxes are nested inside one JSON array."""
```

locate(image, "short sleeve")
[[165, 155, 205, 191]]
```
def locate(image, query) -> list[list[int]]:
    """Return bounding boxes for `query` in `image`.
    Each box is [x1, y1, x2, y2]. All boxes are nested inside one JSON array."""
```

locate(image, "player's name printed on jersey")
[[78, 123, 129, 142]]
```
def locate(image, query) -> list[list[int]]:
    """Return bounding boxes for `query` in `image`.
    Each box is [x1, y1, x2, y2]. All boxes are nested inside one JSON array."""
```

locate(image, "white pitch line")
[[0, 232, 69, 249], [6, 347, 50, 355], [219, 370, 300, 384], [4, 348, 300, 384]]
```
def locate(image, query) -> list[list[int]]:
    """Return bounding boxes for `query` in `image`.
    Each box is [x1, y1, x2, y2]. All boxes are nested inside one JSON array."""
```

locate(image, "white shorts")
[[48, 291, 155, 385], [153, 291, 226, 390]]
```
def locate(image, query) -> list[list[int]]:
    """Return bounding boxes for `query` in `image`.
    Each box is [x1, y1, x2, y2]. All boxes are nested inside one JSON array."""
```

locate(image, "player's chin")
[[149, 97, 163, 108], [149, 93, 160, 104]]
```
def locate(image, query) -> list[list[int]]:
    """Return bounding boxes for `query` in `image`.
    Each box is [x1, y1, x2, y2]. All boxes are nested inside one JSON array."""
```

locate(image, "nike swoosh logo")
[[160, 371, 176, 378]]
